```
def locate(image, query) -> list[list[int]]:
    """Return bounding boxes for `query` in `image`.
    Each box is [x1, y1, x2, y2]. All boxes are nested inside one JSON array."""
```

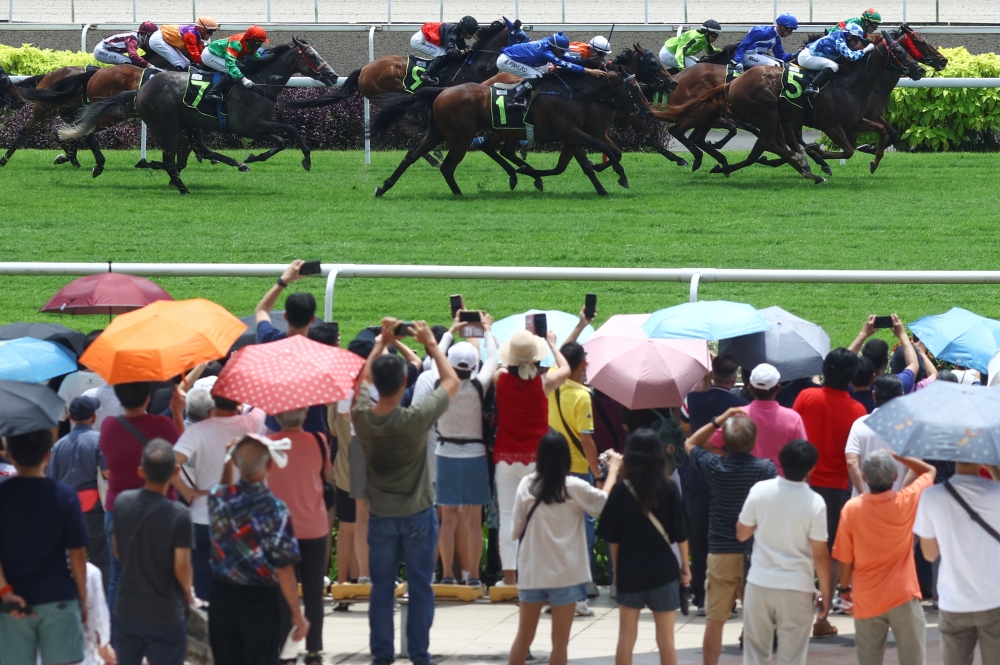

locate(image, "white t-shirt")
[[83, 384, 122, 429], [173, 410, 268, 524], [512, 474, 608, 589], [57, 371, 107, 417], [845, 412, 907, 496], [913, 474, 1000, 613], [739, 477, 828, 593]]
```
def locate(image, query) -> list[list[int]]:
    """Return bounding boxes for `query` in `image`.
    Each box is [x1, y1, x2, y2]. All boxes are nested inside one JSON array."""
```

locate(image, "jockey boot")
[[203, 75, 234, 102], [506, 80, 534, 109], [419, 56, 447, 85], [805, 67, 835, 98]]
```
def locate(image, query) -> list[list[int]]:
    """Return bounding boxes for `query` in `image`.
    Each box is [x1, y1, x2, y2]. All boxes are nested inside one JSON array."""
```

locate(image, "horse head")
[[635, 43, 678, 93], [0, 66, 27, 111], [291, 37, 339, 86], [895, 24, 948, 71], [502, 17, 530, 46], [880, 29, 925, 81]]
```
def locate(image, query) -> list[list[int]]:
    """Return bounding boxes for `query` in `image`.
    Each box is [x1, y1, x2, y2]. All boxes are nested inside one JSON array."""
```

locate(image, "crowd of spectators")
[[1, 259, 999, 665]]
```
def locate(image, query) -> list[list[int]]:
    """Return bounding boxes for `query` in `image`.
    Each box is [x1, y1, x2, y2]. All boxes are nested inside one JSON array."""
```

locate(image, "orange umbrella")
[[80, 299, 246, 383]]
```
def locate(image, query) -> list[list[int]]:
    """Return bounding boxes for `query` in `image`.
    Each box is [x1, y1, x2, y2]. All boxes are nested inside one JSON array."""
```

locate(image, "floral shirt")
[[208, 479, 300, 586]]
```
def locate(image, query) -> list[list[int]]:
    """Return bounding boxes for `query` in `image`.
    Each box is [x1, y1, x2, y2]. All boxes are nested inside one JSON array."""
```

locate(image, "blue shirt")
[[0, 477, 88, 605], [806, 30, 868, 61], [734, 25, 793, 65], [256, 319, 286, 344], [47, 425, 106, 492], [501, 39, 585, 73]]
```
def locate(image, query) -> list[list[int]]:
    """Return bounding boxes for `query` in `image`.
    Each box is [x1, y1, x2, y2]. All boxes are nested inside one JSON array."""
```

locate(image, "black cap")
[[69, 395, 100, 421]]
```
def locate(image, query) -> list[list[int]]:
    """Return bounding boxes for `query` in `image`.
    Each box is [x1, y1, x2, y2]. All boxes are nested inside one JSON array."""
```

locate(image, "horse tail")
[[651, 84, 729, 123], [280, 68, 360, 109], [58, 90, 137, 140], [17, 70, 97, 104], [371, 86, 445, 138], [14, 74, 44, 89]]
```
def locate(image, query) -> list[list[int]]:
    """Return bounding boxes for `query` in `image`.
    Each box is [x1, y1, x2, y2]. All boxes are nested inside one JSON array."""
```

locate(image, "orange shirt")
[[831, 473, 933, 619]]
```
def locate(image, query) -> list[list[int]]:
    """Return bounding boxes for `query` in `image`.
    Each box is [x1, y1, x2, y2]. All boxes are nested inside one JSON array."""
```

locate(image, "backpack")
[[434, 377, 496, 450], [649, 409, 688, 473]]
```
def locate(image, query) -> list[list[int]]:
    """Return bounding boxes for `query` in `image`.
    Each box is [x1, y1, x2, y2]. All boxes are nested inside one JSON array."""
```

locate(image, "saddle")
[[137, 67, 159, 89], [403, 55, 432, 94], [780, 63, 828, 109], [489, 85, 530, 129], [183, 67, 228, 130], [725, 63, 741, 83]]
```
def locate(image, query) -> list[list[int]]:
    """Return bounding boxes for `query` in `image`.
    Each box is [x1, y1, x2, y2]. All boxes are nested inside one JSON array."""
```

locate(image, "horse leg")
[[85, 133, 106, 178], [515, 144, 575, 179], [668, 125, 705, 171], [185, 132, 250, 172], [254, 120, 311, 171], [478, 141, 520, 191], [496, 137, 544, 191], [159, 150, 188, 194], [245, 136, 287, 165], [707, 122, 738, 149], [688, 121, 730, 172], [375, 125, 443, 196], [570, 144, 609, 197]]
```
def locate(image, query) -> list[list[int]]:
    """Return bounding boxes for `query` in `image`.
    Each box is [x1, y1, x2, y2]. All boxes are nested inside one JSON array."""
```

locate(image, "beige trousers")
[[939, 605, 1000, 665], [742, 582, 814, 665], [854, 597, 926, 665]]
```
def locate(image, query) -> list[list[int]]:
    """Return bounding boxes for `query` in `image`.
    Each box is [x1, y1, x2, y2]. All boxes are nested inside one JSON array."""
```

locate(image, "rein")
[[245, 43, 329, 102]]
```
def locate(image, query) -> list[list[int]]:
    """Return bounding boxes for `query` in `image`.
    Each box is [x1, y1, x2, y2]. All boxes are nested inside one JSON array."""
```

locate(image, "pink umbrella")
[[41, 273, 173, 315], [584, 314, 711, 409]]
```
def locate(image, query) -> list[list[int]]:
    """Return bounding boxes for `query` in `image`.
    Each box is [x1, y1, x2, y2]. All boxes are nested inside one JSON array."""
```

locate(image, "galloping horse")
[[61, 38, 337, 193], [0, 66, 34, 111]]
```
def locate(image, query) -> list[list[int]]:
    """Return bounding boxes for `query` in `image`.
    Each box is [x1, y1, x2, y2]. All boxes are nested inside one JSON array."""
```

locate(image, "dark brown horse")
[[0, 66, 35, 111]]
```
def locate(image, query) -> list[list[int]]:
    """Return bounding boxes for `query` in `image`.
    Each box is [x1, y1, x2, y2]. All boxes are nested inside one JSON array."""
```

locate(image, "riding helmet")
[[459, 16, 479, 34], [548, 32, 570, 51], [862, 8, 882, 24], [701, 19, 722, 36], [245, 25, 269, 42], [138, 21, 158, 35], [775, 13, 798, 29], [844, 23, 869, 41], [195, 16, 219, 33], [589, 36, 612, 54]]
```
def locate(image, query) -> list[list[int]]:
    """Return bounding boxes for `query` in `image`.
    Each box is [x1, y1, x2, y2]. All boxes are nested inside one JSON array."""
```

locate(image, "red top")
[[421, 22, 443, 45], [493, 372, 549, 465], [99, 414, 179, 509], [792, 386, 867, 490], [266, 431, 332, 540]]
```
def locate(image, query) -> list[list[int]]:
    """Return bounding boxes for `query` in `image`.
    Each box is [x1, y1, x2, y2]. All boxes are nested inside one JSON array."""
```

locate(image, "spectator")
[[912, 340, 939, 390], [848, 315, 919, 392], [208, 435, 308, 665], [172, 394, 267, 602], [684, 408, 777, 665], [255, 260, 317, 342], [352, 319, 459, 665], [100, 381, 182, 621], [47, 395, 110, 592], [111, 440, 193, 665], [330, 394, 368, 589], [0, 438, 16, 483], [678, 354, 748, 615], [775, 375, 821, 410], [708, 363, 806, 474], [914, 461, 1000, 665], [737, 440, 831, 665], [307, 321, 340, 347], [183, 386, 216, 426], [57, 330, 107, 418], [833, 451, 936, 665], [493, 329, 570, 586], [598, 429, 689, 665], [845, 375, 908, 497], [412, 316, 461, 489], [0, 428, 89, 665], [792, 347, 868, 636], [508, 431, 622, 665], [267, 408, 332, 665], [850, 356, 877, 413], [82, 560, 115, 665]]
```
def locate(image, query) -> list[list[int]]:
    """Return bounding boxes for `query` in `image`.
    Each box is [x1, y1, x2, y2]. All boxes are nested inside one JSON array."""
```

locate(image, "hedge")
[[0, 43, 103, 75]]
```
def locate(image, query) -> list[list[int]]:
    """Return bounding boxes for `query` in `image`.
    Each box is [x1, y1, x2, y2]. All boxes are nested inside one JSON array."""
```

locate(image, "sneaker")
[[332, 602, 350, 612], [357, 576, 371, 585], [466, 579, 482, 588], [575, 600, 595, 617], [610, 584, 617, 600], [697, 606, 706, 617], [439, 577, 456, 585], [812, 619, 839, 638], [831, 597, 853, 615], [586, 581, 599, 598]]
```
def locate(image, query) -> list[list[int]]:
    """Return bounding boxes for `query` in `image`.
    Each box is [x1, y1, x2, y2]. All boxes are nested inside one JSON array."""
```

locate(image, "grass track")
[[1, 149, 999, 348]]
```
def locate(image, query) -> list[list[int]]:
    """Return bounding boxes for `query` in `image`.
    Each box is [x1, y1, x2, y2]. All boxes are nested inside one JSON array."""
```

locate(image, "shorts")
[[435, 455, 491, 506], [706, 553, 746, 621], [810, 486, 850, 552], [518, 583, 587, 606], [93, 45, 132, 65], [743, 52, 783, 68], [616, 580, 681, 612], [0, 599, 84, 665], [336, 487, 356, 523], [410, 32, 447, 59], [348, 437, 366, 500]]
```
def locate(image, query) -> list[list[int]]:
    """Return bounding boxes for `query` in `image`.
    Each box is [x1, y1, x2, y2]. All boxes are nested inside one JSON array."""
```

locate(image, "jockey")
[[829, 8, 882, 38], [148, 16, 219, 71], [733, 13, 798, 71], [413, 16, 479, 85], [799, 23, 874, 98], [93, 21, 158, 68], [497, 32, 604, 108], [202, 25, 268, 101], [568, 36, 612, 61], [659, 20, 722, 72]]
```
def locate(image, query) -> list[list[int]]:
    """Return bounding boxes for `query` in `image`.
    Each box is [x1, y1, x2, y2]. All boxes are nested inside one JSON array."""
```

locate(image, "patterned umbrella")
[[213, 335, 365, 414], [41, 273, 173, 315], [0, 338, 78, 383]]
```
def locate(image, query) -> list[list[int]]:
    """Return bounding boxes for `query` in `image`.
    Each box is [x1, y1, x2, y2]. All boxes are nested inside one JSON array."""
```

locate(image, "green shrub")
[[0, 44, 103, 75]]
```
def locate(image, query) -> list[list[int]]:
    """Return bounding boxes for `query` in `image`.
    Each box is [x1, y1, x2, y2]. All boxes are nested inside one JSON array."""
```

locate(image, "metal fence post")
[[684, 0, 688, 23], [515, 0, 519, 20], [439, 0, 443, 22], [809, 0, 813, 23], [644, 0, 648, 24], [365, 25, 375, 165], [140, 122, 147, 161], [387, 0, 391, 24], [314, 0, 318, 22], [192, 0, 196, 23], [936, 0, 939, 22], [71, 0, 74, 23], [323, 268, 340, 322], [773, 0, 778, 20], [132, 0, 136, 22], [81, 23, 91, 52], [267, 0, 271, 23], [689, 272, 701, 302], [903, 0, 907, 23], [8, 0, 12, 22], [561, 0, 565, 23]]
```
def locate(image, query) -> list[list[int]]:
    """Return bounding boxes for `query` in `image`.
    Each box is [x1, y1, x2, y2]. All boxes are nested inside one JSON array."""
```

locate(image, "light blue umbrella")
[[490, 309, 594, 366], [908, 307, 1000, 374], [643, 301, 771, 341], [0, 337, 77, 383], [865, 381, 1000, 465]]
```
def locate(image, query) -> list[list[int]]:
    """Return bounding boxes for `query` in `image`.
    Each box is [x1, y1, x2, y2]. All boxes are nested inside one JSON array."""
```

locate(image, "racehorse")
[[0, 66, 34, 111], [60, 38, 337, 193], [371, 70, 653, 197]]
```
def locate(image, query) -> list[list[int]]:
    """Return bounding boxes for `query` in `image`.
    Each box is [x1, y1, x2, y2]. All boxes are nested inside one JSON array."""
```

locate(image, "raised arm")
[[914, 339, 937, 381], [891, 315, 919, 377], [684, 406, 744, 454], [564, 307, 595, 345], [890, 452, 936, 482], [414, 321, 459, 399], [848, 315, 877, 355], [255, 260, 304, 324], [542, 330, 571, 396]]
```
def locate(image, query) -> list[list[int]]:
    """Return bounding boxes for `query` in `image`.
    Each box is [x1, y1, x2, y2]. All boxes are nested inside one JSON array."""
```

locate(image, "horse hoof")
[[238, 164, 251, 172], [814, 177, 827, 185], [302, 158, 311, 172], [178, 188, 190, 195], [70, 160, 81, 168], [54, 154, 69, 165], [195, 154, 204, 163], [533, 179, 543, 192], [509, 175, 517, 190], [375, 186, 386, 197], [618, 179, 629, 189], [675, 159, 689, 167], [597, 190, 609, 197], [92, 165, 104, 178], [709, 165, 723, 174], [692, 161, 702, 173], [0, 157, 7, 167], [869, 162, 877, 174], [210, 160, 220, 165], [822, 166, 833, 176]]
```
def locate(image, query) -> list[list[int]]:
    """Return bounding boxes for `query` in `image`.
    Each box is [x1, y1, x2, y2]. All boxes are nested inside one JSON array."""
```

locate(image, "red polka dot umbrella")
[[213, 335, 365, 414]]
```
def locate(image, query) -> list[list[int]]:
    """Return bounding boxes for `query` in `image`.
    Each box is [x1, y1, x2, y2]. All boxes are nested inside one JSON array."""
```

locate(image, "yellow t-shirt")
[[547, 377, 595, 474]]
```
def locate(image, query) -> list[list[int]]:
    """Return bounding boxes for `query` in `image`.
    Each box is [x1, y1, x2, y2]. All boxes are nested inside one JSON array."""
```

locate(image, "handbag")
[[311, 432, 337, 510], [944, 480, 1000, 544]]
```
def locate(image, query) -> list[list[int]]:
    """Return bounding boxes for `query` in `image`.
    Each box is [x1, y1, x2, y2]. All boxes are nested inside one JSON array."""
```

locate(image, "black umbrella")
[[232, 311, 287, 351], [0, 379, 64, 437], [0, 322, 87, 356]]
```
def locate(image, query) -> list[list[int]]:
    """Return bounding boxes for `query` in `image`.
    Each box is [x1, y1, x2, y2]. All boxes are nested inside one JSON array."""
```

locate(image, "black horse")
[[60, 38, 337, 193], [0, 66, 35, 111]]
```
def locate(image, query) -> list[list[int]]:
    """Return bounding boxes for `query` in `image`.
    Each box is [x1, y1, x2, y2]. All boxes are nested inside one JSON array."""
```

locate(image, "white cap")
[[194, 375, 218, 390], [448, 342, 480, 371], [749, 363, 781, 390]]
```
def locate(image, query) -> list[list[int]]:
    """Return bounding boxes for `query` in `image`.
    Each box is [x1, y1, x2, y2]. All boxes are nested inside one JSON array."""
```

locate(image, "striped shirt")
[[690, 447, 777, 553]]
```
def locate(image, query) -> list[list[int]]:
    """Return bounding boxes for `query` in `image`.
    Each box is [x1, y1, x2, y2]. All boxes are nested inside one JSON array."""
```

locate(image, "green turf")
[[1, 149, 998, 349]]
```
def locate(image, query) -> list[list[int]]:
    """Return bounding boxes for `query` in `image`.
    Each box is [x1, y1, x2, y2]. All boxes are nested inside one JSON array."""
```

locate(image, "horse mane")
[[613, 48, 636, 66], [241, 43, 296, 72], [699, 44, 737, 65], [474, 20, 506, 45]]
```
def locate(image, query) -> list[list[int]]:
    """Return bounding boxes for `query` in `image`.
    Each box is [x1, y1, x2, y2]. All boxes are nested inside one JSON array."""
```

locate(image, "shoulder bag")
[[944, 480, 1000, 545], [624, 479, 671, 545], [554, 387, 587, 458], [310, 432, 337, 510]]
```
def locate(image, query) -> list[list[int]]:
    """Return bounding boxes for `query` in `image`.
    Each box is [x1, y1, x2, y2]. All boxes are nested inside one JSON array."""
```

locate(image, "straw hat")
[[499, 330, 549, 378]]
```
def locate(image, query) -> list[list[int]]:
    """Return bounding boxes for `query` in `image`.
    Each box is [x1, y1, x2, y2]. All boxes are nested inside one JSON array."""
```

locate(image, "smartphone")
[[450, 294, 464, 318], [394, 322, 413, 337], [528, 313, 548, 338], [0, 602, 31, 614], [300, 260, 322, 276], [873, 315, 893, 329], [459, 311, 482, 323], [584, 293, 597, 320]]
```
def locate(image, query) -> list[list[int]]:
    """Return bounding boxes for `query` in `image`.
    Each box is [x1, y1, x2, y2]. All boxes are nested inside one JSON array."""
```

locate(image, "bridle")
[[246, 42, 335, 100]]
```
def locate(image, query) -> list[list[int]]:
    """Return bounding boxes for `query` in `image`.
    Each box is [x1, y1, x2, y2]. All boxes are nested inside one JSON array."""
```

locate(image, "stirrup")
[[804, 85, 820, 97], [419, 73, 439, 84]]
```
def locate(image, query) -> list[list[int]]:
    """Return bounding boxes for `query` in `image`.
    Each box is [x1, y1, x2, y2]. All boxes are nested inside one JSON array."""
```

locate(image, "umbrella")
[[643, 300, 771, 341], [0, 322, 87, 356], [490, 309, 595, 366], [865, 380, 1000, 465], [989, 350, 1000, 388], [0, 338, 78, 383], [213, 335, 365, 413], [80, 299, 246, 383], [0, 379, 65, 437], [233, 311, 288, 350], [718, 306, 830, 381], [908, 307, 1000, 374], [584, 314, 711, 409], [41, 273, 174, 315]]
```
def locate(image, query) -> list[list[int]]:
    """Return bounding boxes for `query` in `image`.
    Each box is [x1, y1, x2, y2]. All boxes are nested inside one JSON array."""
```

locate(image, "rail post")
[[689, 272, 701, 302], [773, 0, 778, 21], [439, 0, 443, 22], [324, 267, 340, 322], [132, 0, 136, 22], [903, 0, 907, 23], [314, 0, 318, 22], [684, 0, 688, 23], [140, 122, 147, 161], [387, 0, 392, 24], [81, 23, 91, 53], [644, 0, 649, 24], [7, 0, 11, 23], [809, 0, 813, 23], [71, 0, 74, 23], [192, 0, 196, 23], [515, 0, 519, 20], [561, 0, 566, 23], [267, 0, 271, 23], [365, 25, 375, 165]]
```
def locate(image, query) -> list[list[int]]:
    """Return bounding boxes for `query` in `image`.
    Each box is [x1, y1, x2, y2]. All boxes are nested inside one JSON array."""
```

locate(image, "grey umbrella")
[[0, 322, 86, 356], [233, 311, 287, 351], [718, 306, 830, 382], [0, 379, 64, 437], [865, 381, 1000, 465]]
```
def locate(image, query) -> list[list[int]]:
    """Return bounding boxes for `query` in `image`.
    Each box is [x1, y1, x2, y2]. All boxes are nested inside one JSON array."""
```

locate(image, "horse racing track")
[[1, 148, 998, 347]]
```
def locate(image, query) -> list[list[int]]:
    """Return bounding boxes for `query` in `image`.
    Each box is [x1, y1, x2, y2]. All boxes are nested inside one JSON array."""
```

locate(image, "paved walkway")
[[304, 589, 982, 664]]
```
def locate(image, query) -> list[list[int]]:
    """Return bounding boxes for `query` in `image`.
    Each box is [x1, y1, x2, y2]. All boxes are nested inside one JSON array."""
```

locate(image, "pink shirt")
[[710, 400, 807, 476], [266, 431, 332, 541]]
